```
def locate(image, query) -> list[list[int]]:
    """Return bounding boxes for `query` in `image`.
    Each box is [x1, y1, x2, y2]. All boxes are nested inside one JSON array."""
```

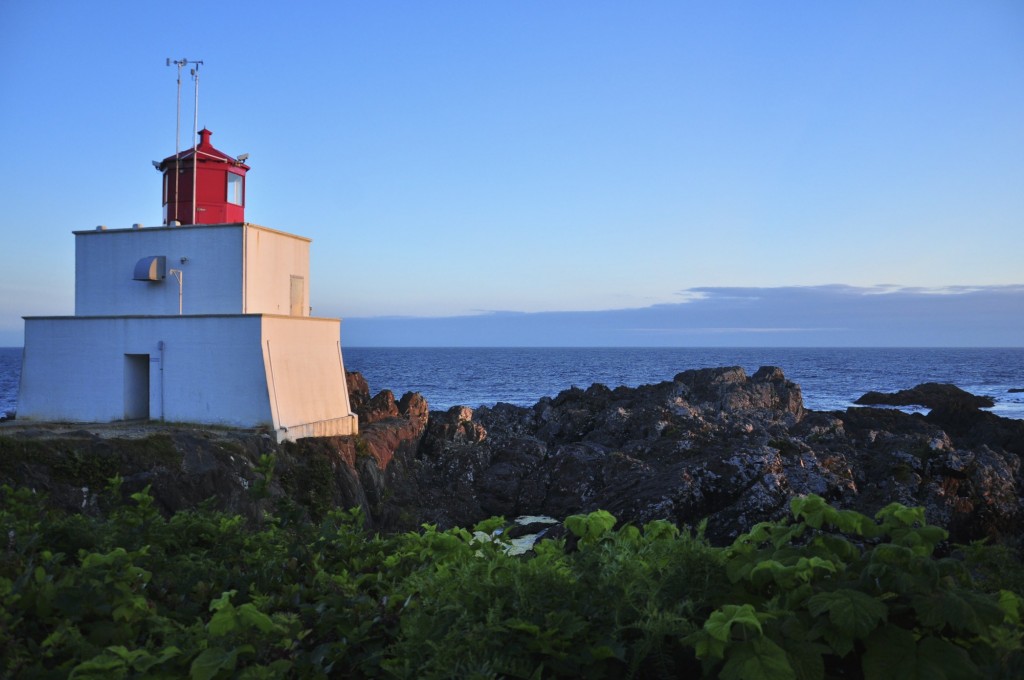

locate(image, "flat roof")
[[23, 313, 342, 323], [73, 222, 312, 243]]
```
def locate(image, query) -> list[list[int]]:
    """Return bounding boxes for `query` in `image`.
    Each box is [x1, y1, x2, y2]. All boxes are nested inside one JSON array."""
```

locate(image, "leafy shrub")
[[1, 480, 1021, 679], [688, 495, 1024, 679]]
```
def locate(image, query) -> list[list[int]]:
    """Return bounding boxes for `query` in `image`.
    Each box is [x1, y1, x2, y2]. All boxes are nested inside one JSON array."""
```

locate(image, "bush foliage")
[[1, 462, 1022, 679]]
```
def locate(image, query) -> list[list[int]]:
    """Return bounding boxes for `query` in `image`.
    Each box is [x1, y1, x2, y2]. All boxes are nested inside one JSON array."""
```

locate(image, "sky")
[[0, 1, 1022, 347]]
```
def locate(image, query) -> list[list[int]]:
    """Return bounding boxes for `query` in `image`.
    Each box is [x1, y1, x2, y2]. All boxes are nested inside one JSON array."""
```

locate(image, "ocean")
[[344, 347, 1024, 419], [0, 348, 20, 419], [2, 347, 1023, 421]]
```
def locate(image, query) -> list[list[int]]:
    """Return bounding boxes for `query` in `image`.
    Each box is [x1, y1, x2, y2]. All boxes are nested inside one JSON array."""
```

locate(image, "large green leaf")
[[863, 625, 916, 680], [721, 637, 796, 680], [783, 640, 828, 680], [911, 589, 1003, 635], [134, 646, 183, 673], [807, 589, 887, 639], [705, 604, 764, 642], [68, 654, 126, 679], [863, 626, 978, 680], [236, 603, 275, 633], [207, 606, 238, 637], [999, 589, 1022, 624], [642, 519, 679, 540], [832, 509, 873, 536], [915, 637, 978, 680], [791, 495, 828, 528], [564, 510, 616, 544], [190, 647, 240, 680]]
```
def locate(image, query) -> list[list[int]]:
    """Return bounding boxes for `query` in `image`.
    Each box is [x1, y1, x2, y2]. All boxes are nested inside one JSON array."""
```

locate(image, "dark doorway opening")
[[124, 354, 150, 420]]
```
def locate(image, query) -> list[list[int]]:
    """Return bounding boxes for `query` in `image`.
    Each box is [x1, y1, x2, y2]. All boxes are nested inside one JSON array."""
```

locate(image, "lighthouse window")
[[227, 173, 244, 206]]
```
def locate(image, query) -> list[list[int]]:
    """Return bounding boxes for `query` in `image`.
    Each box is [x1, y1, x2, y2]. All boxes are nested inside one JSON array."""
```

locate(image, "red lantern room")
[[155, 128, 250, 225]]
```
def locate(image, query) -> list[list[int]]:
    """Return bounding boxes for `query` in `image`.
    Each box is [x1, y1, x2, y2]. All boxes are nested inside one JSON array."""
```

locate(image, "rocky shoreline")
[[2, 366, 1022, 546]]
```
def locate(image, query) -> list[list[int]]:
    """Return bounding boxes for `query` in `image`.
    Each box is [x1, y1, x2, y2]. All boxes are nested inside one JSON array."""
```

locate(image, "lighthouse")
[[16, 130, 359, 442], [157, 128, 249, 225]]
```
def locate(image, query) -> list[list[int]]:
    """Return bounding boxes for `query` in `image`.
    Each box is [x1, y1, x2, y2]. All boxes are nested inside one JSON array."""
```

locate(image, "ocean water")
[[342, 347, 1024, 419], [2, 347, 1022, 420], [0, 348, 20, 418]]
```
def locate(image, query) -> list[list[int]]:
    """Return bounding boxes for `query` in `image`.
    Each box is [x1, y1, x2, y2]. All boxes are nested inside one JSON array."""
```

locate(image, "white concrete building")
[[17, 131, 358, 442]]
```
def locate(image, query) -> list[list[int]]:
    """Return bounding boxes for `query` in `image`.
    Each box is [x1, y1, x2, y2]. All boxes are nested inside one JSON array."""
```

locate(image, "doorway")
[[124, 354, 150, 420], [290, 275, 305, 316]]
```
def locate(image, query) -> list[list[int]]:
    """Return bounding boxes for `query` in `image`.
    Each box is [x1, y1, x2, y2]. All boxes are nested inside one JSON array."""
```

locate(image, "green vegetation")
[[1, 471, 1021, 678], [0, 435, 181, 488], [277, 446, 337, 522]]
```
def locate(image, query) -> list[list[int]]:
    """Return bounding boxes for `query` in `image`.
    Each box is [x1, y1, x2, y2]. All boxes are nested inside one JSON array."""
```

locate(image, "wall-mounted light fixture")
[[169, 269, 184, 315]]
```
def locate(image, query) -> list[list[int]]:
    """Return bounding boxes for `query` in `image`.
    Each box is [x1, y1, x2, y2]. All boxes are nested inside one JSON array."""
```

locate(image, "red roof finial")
[[198, 128, 213, 148]]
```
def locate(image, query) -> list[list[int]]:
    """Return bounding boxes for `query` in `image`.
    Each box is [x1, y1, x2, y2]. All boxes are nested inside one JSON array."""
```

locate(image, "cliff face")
[[1, 367, 1021, 545]]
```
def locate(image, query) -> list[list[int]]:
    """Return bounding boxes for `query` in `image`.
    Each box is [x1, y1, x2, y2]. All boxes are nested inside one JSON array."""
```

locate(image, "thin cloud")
[[623, 327, 843, 335], [672, 290, 710, 303], [340, 284, 1024, 347]]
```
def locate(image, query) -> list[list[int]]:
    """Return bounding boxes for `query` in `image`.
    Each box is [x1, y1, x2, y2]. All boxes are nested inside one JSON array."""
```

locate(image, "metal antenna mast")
[[165, 58, 203, 224], [190, 61, 203, 225], [167, 58, 185, 224]]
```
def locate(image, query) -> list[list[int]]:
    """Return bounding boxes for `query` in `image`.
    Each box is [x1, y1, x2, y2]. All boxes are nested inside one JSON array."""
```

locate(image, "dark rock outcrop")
[[0, 372, 430, 531], [855, 382, 995, 410], [2, 368, 1021, 547], [0, 428, 280, 521], [382, 368, 1021, 544], [855, 382, 1024, 458]]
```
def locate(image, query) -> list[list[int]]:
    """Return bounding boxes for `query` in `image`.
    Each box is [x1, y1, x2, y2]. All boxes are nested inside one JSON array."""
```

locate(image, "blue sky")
[[1, 1, 1022, 346]]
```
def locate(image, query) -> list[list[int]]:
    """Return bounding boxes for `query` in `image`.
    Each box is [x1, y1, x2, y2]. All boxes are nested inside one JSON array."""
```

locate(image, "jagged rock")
[[852, 382, 1024, 459], [346, 371, 371, 414], [0, 378, 431, 531], [360, 389, 401, 424], [2, 367, 1021, 546], [855, 382, 995, 410], [399, 391, 430, 426], [390, 367, 1021, 544], [0, 429, 279, 522]]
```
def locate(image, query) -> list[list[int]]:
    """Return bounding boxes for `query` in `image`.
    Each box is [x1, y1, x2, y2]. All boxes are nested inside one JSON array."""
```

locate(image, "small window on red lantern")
[[227, 172, 244, 206]]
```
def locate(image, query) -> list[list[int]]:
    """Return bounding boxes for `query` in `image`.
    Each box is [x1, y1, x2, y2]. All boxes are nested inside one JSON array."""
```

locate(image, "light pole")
[[169, 269, 183, 315]]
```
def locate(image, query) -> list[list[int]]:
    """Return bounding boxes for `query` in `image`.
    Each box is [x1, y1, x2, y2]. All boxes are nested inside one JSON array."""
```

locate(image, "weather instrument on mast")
[[165, 58, 204, 225]]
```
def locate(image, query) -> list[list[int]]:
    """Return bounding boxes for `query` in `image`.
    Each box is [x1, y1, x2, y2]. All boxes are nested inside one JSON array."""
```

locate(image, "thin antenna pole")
[[173, 59, 183, 224], [191, 62, 201, 225], [166, 58, 202, 225]]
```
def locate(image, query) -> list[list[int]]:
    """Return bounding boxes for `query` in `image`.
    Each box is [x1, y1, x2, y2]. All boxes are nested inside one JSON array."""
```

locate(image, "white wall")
[[243, 226, 311, 316], [75, 225, 244, 316], [261, 315, 356, 439], [74, 224, 311, 319], [19, 315, 272, 427], [18, 314, 357, 440]]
